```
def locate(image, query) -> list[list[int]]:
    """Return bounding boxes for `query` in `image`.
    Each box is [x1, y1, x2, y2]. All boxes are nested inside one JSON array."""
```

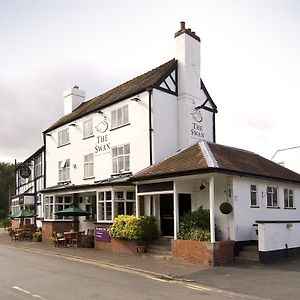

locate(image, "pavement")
[[1, 230, 300, 300]]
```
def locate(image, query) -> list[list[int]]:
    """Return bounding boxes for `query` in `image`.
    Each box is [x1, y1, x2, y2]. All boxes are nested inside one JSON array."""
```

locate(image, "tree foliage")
[[0, 162, 15, 218]]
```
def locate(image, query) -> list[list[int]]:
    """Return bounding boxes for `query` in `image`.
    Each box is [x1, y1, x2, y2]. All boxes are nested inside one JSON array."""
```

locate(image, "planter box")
[[111, 238, 138, 254], [172, 240, 234, 266]]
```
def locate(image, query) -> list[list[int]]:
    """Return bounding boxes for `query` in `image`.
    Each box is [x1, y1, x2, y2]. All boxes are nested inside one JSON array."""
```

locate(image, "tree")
[[0, 162, 15, 218]]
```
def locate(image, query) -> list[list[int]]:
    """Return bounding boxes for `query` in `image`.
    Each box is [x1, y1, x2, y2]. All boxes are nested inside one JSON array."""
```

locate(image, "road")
[[0, 245, 262, 300]]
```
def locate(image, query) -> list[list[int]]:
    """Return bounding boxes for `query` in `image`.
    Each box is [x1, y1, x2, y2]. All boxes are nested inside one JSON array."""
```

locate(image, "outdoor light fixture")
[[46, 133, 52, 136], [131, 97, 141, 102], [200, 180, 208, 190], [69, 123, 77, 127], [195, 105, 202, 110], [98, 110, 104, 114], [224, 188, 232, 198]]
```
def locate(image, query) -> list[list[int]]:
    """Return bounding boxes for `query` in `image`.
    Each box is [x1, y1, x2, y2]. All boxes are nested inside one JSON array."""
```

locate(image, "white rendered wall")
[[152, 89, 178, 162], [46, 92, 151, 187], [232, 177, 300, 241], [258, 222, 300, 252]]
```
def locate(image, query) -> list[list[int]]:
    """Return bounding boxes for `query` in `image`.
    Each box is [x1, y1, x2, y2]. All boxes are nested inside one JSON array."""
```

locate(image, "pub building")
[[11, 146, 45, 229], [36, 23, 300, 263]]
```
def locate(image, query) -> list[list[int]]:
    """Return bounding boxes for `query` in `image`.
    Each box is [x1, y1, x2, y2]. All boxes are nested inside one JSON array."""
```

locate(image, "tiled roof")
[[45, 59, 177, 132], [132, 141, 300, 183]]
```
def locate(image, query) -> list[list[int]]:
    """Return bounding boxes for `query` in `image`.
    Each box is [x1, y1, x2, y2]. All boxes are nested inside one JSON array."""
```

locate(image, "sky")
[[0, 0, 299, 164]]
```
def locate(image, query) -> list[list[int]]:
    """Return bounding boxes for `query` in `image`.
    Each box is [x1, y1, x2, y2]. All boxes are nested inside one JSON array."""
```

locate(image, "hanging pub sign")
[[20, 165, 31, 178]]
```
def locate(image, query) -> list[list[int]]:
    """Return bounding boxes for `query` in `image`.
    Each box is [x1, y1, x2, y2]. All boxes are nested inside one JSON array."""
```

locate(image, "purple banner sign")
[[95, 227, 110, 242]]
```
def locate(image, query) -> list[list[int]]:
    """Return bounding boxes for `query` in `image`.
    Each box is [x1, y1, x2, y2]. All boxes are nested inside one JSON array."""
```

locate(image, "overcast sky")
[[0, 0, 299, 164]]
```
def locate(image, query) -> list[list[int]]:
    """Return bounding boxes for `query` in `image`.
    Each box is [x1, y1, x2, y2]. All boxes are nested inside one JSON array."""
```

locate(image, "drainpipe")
[[147, 88, 153, 165]]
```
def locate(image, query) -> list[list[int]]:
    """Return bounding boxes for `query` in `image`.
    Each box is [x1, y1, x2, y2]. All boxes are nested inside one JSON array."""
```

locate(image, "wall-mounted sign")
[[95, 227, 110, 242], [191, 110, 204, 138], [94, 115, 111, 156], [20, 165, 31, 179]]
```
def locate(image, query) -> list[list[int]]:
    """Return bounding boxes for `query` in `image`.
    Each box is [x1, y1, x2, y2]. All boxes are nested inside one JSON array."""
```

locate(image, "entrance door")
[[179, 194, 191, 217], [160, 194, 174, 236]]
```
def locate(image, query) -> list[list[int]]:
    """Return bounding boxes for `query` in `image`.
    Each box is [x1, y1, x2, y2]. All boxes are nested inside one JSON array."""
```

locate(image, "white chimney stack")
[[63, 86, 86, 116]]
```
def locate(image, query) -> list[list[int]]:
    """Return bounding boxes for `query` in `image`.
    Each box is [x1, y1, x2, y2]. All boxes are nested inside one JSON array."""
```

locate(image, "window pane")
[[106, 202, 112, 220], [106, 191, 112, 200], [118, 157, 124, 171], [111, 110, 117, 128], [118, 146, 124, 155], [98, 202, 104, 220], [126, 192, 135, 200], [99, 192, 104, 201], [112, 158, 117, 173], [124, 144, 130, 154], [112, 147, 117, 157], [115, 192, 124, 200], [267, 194, 272, 207], [126, 202, 134, 215], [116, 202, 124, 216], [124, 155, 130, 170], [117, 108, 122, 126], [123, 105, 129, 124]]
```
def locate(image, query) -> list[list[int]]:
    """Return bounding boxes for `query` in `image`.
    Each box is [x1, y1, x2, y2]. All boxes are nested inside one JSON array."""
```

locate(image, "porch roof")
[[131, 141, 300, 184]]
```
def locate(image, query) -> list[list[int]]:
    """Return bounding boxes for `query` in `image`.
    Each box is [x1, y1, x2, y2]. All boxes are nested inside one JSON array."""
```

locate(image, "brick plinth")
[[172, 240, 234, 266], [42, 221, 78, 242], [95, 241, 111, 250], [111, 238, 138, 254]]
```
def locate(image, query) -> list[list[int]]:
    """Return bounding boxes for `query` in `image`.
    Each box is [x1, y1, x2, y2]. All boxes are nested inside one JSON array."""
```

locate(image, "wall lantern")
[[131, 97, 141, 102], [69, 123, 77, 127], [46, 133, 52, 136], [200, 180, 208, 190]]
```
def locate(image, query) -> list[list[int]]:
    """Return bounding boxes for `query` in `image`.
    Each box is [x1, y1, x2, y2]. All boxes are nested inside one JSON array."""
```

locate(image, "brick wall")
[[42, 221, 78, 242], [111, 238, 138, 254], [172, 240, 234, 266]]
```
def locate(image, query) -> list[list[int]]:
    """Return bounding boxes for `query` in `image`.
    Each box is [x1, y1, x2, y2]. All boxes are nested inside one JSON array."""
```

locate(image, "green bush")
[[110, 215, 159, 241], [32, 232, 42, 242], [178, 206, 211, 241]]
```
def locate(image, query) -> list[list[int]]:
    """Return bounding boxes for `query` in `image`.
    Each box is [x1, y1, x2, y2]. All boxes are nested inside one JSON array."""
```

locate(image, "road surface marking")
[[12, 286, 46, 299]]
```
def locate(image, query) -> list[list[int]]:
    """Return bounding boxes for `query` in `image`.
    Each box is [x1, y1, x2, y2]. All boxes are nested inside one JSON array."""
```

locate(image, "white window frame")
[[83, 119, 93, 138], [44, 196, 54, 220], [58, 159, 70, 182], [58, 128, 70, 147], [267, 186, 278, 208], [55, 196, 72, 220], [112, 144, 130, 174], [114, 191, 136, 217], [34, 155, 42, 177], [97, 191, 113, 222], [84, 153, 94, 179], [284, 188, 294, 208], [250, 184, 258, 207], [111, 105, 129, 129]]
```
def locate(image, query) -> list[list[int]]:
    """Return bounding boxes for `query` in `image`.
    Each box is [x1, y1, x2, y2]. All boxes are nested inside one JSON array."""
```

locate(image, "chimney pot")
[[180, 21, 185, 30]]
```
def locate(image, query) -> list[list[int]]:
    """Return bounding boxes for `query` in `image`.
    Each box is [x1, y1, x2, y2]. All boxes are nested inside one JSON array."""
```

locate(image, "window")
[[84, 195, 96, 220], [58, 128, 70, 146], [114, 191, 136, 216], [34, 155, 42, 177], [98, 191, 112, 221], [111, 105, 129, 129], [112, 144, 130, 173], [284, 189, 294, 208], [250, 185, 258, 207], [83, 119, 93, 138], [55, 196, 72, 220], [58, 159, 70, 182], [267, 187, 278, 207], [44, 196, 54, 220], [84, 153, 94, 178]]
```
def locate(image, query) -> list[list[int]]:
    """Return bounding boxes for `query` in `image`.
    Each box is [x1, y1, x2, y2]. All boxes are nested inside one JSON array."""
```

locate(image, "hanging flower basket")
[[219, 202, 233, 214]]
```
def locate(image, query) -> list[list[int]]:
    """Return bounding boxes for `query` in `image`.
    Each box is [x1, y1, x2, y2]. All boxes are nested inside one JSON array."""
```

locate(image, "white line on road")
[[12, 286, 46, 299]]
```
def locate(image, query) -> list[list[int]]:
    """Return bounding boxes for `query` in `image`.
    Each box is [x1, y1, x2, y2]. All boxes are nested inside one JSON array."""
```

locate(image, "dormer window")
[[111, 105, 129, 129], [83, 119, 93, 138], [58, 128, 70, 147]]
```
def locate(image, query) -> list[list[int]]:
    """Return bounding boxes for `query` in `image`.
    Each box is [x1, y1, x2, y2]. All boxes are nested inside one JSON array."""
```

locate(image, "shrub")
[[32, 232, 42, 242], [110, 215, 159, 241], [178, 206, 211, 241]]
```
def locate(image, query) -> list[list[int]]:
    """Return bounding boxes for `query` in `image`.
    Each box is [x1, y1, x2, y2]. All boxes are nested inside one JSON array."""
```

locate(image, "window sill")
[[94, 221, 113, 224], [57, 143, 71, 148], [284, 207, 296, 210], [250, 205, 259, 208], [57, 180, 71, 185], [83, 176, 95, 181], [84, 219, 96, 222], [110, 123, 130, 131], [267, 206, 280, 209], [83, 135, 94, 140]]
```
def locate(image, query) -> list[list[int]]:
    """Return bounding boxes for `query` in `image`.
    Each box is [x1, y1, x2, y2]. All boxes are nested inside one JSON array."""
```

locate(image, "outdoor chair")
[[9, 229, 22, 241], [52, 231, 66, 247]]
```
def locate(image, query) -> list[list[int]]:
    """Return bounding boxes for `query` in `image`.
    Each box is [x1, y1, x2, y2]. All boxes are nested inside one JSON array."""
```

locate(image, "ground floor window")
[[284, 189, 294, 208], [55, 196, 72, 219], [97, 190, 135, 222], [44, 195, 72, 220], [44, 196, 54, 220], [267, 187, 278, 207]]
